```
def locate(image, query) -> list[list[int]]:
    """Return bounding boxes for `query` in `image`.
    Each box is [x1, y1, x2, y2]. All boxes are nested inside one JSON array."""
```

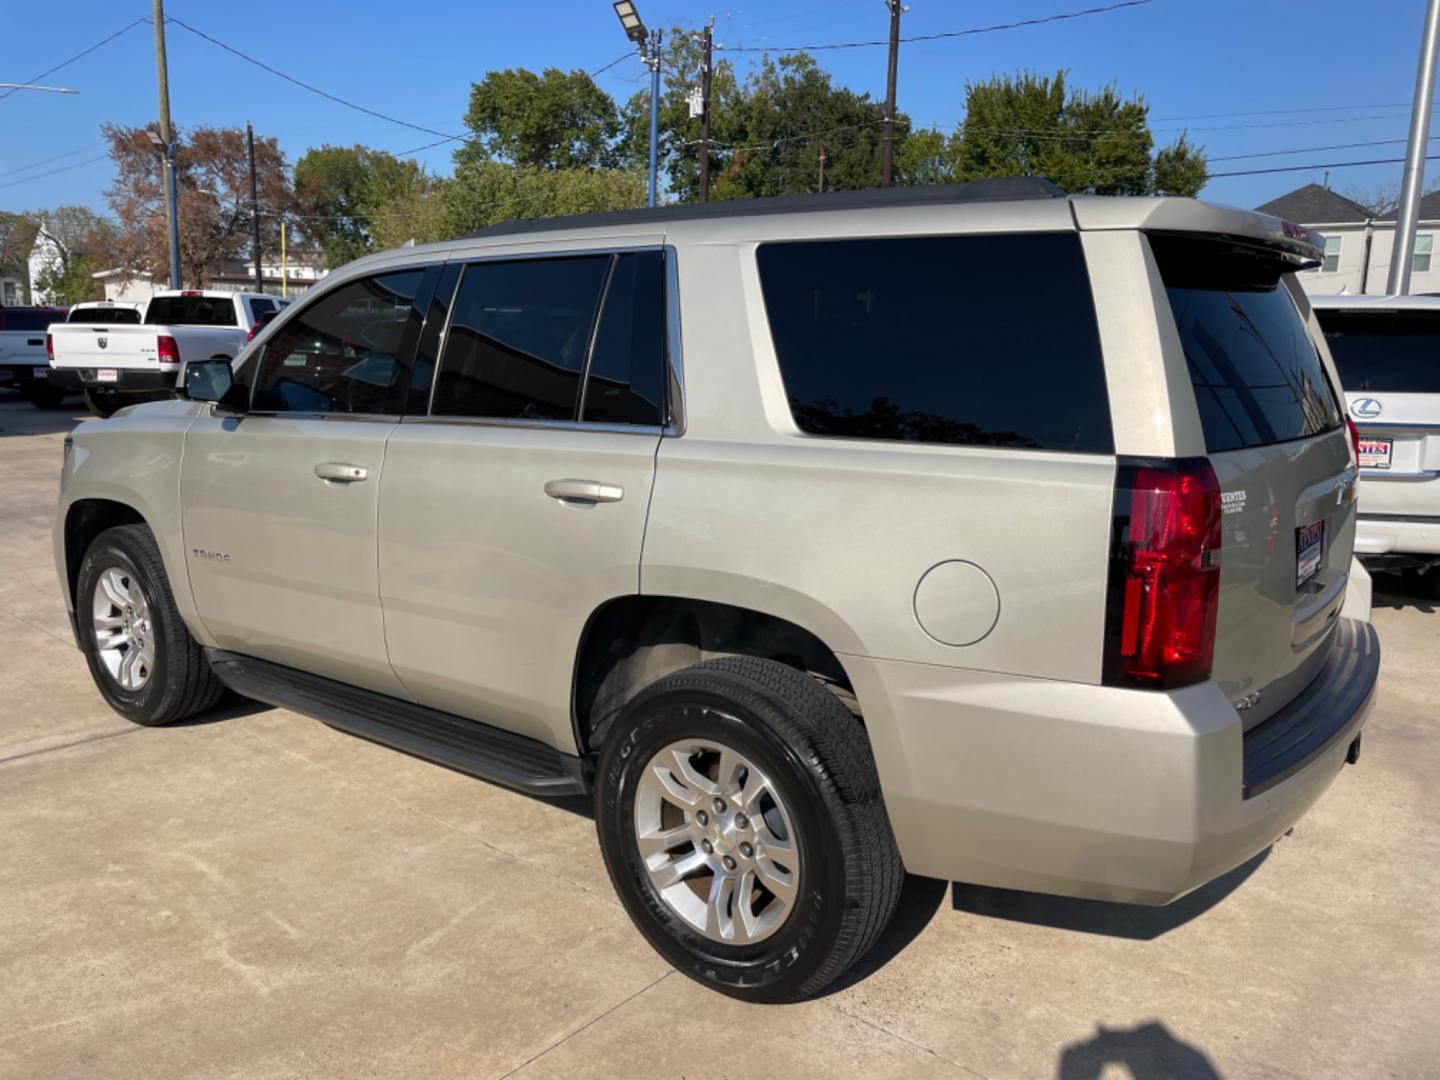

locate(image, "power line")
[[1208, 154, 1440, 180], [1208, 136, 1439, 163], [589, 50, 636, 79], [0, 17, 150, 102], [715, 0, 1151, 52], [164, 16, 464, 140], [0, 155, 110, 191], [1152, 101, 1414, 123], [0, 143, 106, 180]]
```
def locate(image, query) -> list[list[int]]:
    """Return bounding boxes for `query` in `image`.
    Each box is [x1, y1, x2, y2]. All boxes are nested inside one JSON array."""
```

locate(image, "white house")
[[1256, 183, 1440, 296], [25, 225, 65, 305]]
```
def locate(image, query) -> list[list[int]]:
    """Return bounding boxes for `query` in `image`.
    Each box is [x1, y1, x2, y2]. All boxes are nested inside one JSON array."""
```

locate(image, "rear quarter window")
[[756, 233, 1113, 453], [1316, 309, 1440, 393], [1150, 233, 1343, 452]]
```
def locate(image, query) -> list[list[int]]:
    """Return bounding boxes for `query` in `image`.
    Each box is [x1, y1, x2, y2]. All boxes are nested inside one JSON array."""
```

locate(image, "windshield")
[[145, 295, 238, 326], [1316, 309, 1440, 393]]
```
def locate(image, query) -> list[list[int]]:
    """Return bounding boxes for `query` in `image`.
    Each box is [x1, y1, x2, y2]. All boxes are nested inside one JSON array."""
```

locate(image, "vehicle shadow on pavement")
[[1370, 578, 1436, 615], [0, 392, 87, 437], [820, 874, 951, 995], [1057, 1020, 1221, 1079], [948, 848, 1269, 941]]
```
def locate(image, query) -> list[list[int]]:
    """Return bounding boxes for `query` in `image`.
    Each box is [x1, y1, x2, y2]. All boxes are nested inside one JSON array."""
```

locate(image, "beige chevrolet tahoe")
[[55, 179, 1380, 1002]]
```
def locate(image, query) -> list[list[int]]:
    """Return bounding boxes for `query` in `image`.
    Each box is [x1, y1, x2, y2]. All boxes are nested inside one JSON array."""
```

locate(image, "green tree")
[[368, 170, 449, 250], [295, 145, 424, 268], [438, 160, 644, 235], [28, 205, 115, 305], [458, 68, 621, 170], [956, 71, 1206, 196]]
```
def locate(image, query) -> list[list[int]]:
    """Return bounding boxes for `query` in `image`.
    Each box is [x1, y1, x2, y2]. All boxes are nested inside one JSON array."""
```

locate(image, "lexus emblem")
[[1351, 397, 1382, 419], [97, 336, 108, 350]]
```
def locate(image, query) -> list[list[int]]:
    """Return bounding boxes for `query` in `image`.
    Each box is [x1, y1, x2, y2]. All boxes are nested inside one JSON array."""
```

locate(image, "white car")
[[1312, 294, 1440, 594], [48, 290, 287, 416]]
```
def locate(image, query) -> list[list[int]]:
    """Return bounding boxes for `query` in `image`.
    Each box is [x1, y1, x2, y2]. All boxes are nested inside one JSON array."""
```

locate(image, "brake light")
[[181, 290, 202, 297], [1103, 458, 1222, 690], [156, 335, 181, 364], [246, 319, 262, 343], [45, 333, 53, 362], [1345, 416, 1361, 468]]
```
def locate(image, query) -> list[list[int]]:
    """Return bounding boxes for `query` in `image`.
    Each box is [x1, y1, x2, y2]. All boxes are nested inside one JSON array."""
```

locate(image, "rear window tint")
[[1316, 309, 1440, 393], [756, 233, 1113, 453], [145, 295, 238, 326], [69, 306, 140, 324], [1151, 234, 1343, 453]]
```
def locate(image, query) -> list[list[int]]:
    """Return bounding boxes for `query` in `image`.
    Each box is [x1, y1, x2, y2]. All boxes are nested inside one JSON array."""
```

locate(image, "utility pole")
[[1389, 0, 1440, 296], [818, 145, 826, 193], [699, 19, 714, 203], [881, 0, 903, 187], [247, 122, 263, 293], [153, 0, 181, 289], [646, 29, 663, 208]]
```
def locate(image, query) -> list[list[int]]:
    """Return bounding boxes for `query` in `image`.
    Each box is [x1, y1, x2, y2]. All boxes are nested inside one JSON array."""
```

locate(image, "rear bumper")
[[48, 366, 177, 391], [0, 362, 51, 385], [1354, 514, 1440, 556], [848, 617, 1378, 905]]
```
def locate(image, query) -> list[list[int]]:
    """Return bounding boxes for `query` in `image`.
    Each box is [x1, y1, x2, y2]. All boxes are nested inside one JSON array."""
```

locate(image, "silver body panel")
[[55, 193, 1372, 905]]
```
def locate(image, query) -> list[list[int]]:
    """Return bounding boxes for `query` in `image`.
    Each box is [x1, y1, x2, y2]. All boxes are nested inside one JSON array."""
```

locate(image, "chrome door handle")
[[314, 462, 368, 483], [544, 479, 624, 504]]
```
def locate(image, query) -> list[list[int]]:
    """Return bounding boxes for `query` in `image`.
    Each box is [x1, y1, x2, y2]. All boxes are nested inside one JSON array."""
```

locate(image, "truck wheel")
[[76, 524, 224, 726], [595, 656, 903, 1002], [20, 382, 67, 409], [84, 388, 120, 418]]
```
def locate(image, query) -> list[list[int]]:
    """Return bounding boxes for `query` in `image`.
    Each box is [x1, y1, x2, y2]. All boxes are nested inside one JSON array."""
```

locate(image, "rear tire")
[[84, 387, 121, 418], [595, 656, 903, 1002], [76, 524, 225, 726], [20, 382, 67, 409]]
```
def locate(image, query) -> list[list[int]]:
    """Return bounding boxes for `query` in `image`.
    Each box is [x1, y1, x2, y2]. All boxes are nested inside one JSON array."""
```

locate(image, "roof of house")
[[1254, 183, 1373, 224], [1379, 190, 1440, 221]]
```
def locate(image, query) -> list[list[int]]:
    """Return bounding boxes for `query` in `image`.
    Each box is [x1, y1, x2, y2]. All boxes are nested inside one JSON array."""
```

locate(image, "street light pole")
[[646, 29, 662, 208], [1389, 0, 1440, 296], [153, 0, 181, 289]]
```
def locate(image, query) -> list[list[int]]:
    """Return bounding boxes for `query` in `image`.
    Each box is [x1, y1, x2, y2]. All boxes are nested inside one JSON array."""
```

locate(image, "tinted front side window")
[[1151, 234, 1343, 452], [145, 295, 238, 326], [1318, 310, 1440, 393], [3, 311, 59, 331], [583, 251, 666, 426], [756, 233, 1112, 452], [252, 270, 424, 414], [432, 256, 610, 421], [248, 298, 277, 319]]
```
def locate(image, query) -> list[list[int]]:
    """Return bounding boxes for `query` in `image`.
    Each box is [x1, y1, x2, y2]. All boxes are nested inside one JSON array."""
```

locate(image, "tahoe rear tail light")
[[157, 335, 181, 364], [1345, 416, 1361, 468], [45, 333, 54, 362], [1103, 457, 1222, 690]]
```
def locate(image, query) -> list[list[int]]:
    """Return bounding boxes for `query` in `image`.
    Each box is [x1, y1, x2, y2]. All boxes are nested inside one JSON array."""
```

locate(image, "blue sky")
[[1, 0, 1434, 219]]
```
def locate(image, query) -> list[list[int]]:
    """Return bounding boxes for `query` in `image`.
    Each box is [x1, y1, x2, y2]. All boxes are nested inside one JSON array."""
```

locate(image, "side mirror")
[[183, 358, 248, 414]]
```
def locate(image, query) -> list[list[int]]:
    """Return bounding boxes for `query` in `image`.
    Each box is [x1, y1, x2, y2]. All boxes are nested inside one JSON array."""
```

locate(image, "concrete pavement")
[[2, 390, 1438, 1079]]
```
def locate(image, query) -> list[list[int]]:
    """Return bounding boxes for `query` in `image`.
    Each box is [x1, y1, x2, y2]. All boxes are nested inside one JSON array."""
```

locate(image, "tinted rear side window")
[[432, 256, 611, 421], [2, 311, 61, 330], [145, 295, 238, 326], [1317, 309, 1440, 392], [756, 233, 1112, 452], [1151, 234, 1343, 452], [582, 251, 666, 426]]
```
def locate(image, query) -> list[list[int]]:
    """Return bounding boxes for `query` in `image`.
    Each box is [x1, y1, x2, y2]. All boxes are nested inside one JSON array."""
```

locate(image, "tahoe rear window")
[[756, 233, 1113, 453], [145, 295, 238, 326], [1316, 309, 1440, 393], [1151, 233, 1343, 452]]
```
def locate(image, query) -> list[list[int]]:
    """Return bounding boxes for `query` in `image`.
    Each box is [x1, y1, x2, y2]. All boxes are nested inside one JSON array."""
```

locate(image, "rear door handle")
[[314, 462, 368, 483], [544, 479, 624, 504]]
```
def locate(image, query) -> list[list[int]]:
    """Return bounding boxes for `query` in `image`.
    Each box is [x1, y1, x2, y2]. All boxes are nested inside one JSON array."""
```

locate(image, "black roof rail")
[[459, 176, 1067, 240]]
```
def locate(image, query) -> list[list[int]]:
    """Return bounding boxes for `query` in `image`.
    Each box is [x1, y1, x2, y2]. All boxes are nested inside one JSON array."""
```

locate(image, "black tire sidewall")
[[76, 532, 174, 723], [597, 685, 852, 1001], [83, 388, 118, 418]]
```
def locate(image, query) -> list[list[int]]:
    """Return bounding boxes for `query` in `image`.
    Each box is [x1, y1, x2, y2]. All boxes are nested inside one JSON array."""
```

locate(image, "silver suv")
[[55, 181, 1379, 1002], [1312, 294, 1440, 595]]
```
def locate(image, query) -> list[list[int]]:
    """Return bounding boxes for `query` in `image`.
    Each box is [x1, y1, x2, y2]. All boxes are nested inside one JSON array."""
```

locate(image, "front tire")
[[76, 524, 224, 726], [596, 657, 903, 1002]]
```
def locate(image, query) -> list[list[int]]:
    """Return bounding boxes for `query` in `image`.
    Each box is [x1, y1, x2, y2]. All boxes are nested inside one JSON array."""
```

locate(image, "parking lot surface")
[[2, 391, 1438, 1080]]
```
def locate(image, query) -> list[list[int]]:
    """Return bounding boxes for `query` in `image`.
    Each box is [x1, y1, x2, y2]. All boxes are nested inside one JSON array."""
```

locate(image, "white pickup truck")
[[48, 290, 286, 416]]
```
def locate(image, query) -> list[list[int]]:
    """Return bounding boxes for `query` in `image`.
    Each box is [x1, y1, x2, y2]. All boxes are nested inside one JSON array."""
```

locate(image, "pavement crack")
[[824, 999, 993, 1080], [0, 726, 139, 767], [494, 970, 674, 1079]]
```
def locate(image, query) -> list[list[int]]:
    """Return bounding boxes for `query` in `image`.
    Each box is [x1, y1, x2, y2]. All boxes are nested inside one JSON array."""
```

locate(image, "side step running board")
[[206, 649, 590, 796]]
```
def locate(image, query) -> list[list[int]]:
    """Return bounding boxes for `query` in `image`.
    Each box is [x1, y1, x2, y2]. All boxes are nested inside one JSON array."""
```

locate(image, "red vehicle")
[[0, 306, 69, 408]]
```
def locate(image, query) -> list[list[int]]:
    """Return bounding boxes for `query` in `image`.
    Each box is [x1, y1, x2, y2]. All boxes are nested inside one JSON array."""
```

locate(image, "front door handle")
[[544, 479, 624, 504], [315, 462, 368, 483]]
